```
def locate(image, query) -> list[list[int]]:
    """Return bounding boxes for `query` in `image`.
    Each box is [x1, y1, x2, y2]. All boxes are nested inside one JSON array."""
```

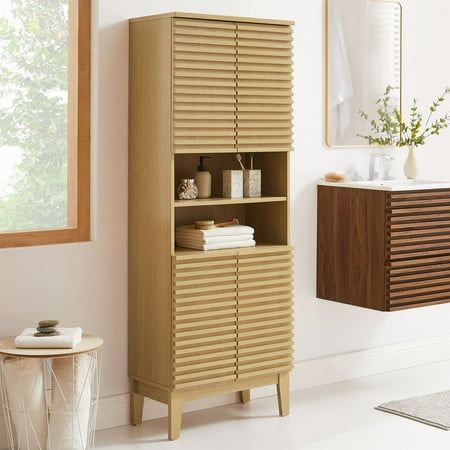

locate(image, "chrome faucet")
[[369, 153, 395, 181]]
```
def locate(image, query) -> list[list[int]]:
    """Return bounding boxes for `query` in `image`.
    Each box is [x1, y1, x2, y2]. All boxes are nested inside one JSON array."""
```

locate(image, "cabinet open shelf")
[[174, 196, 287, 208]]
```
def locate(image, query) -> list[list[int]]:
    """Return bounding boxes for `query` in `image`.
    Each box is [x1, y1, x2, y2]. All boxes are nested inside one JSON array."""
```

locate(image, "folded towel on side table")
[[15, 327, 83, 349]]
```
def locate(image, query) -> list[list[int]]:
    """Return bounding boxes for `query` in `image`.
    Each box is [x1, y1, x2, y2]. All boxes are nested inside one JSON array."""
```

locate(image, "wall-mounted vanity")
[[317, 181, 450, 311]]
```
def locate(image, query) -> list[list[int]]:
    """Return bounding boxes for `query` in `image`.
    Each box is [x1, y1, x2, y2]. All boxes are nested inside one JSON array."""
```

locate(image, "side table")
[[0, 334, 103, 450]]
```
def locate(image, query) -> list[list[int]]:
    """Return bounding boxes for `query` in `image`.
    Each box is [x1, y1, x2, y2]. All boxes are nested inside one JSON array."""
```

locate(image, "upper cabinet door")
[[172, 18, 237, 153], [236, 23, 293, 153]]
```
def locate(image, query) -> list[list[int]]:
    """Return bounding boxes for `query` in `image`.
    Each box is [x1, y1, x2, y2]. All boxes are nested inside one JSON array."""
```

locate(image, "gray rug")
[[376, 391, 450, 430]]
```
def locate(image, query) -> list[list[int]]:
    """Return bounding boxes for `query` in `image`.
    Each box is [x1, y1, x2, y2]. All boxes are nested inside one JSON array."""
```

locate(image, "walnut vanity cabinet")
[[317, 185, 450, 311], [129, 12, 294, 440]]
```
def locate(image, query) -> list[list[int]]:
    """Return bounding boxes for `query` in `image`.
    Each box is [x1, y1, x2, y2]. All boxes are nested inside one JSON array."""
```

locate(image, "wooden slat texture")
[[388, 261, 450, 278], [172, 253, 238, 388], [390, 298, 450, 311], [388, 190, 450, 200], [237, 248, 293, 378], [236, 23, 293, 152], [173, 18, 237, 153], [386, 190, 450, 310], [172, 247, 294, 387]]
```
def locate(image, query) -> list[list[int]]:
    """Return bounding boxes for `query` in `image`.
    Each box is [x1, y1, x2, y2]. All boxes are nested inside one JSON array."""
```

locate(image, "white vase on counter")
[[404, 145, 419, 179]]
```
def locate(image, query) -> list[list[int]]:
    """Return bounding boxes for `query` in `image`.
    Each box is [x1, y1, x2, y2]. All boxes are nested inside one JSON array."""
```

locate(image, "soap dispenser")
[[194, 156, 212, 198]]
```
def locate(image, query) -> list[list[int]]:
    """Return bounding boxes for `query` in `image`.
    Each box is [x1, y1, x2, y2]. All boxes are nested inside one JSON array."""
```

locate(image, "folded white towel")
[[175, 233, 254, 245], [176, 239, 256, 251], [176, 224, 254, 237], [15, 327, 83, 349]]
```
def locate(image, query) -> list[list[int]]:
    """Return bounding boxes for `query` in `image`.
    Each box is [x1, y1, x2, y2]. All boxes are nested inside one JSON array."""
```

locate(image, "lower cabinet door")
[[172, 252, 238, 389], [237, 246, 294, 379]]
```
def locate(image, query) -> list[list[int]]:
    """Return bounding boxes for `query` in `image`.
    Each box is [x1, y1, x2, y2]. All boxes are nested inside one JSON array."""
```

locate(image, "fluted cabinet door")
[[386, 190, 450, 310], [172, 18, 237, 153], [236, 23, 293, 152], [172, 252, 238, 388], [236, 247, 294, 379]]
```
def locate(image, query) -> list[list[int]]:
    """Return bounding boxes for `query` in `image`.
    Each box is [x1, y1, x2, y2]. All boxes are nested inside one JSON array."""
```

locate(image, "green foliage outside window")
[[0, 0, 68, 232]]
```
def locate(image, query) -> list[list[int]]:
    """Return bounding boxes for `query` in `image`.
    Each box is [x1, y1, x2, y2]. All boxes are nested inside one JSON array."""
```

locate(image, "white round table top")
[[0, 334, 103, 358]]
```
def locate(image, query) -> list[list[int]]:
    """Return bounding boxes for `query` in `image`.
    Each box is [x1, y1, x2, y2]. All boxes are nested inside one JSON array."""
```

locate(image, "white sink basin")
[[318, 179, 450, 191]]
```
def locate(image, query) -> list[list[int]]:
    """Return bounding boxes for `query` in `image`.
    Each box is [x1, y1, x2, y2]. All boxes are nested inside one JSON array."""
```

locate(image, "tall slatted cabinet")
[[129, 12, 294, 440]]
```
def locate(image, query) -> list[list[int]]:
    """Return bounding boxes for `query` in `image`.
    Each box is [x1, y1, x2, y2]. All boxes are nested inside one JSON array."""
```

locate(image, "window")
[[0, 0, 90, 248]]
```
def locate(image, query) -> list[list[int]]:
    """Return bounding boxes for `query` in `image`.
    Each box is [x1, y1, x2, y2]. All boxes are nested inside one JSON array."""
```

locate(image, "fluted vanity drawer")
[[172, 253, 238, 388], [386, 190, 450, 310]]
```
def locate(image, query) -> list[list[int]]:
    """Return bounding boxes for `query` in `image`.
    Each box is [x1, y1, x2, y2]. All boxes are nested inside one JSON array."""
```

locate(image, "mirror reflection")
[[327, 0, 402, 147]]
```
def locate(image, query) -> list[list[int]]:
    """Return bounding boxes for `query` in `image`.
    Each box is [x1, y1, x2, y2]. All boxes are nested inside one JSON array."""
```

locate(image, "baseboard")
[[2, 334, 450, 447], [292, 335, 450, 391]]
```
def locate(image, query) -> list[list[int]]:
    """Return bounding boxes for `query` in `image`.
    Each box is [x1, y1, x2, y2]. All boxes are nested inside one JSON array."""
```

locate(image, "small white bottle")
[[194, 156, 212, 198]]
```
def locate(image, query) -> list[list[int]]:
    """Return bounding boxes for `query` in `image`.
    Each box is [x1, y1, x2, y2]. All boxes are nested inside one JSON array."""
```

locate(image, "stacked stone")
[[34, 320, 60, 337]]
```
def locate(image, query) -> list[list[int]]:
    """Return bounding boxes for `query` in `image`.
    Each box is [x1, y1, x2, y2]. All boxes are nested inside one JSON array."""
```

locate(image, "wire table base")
[[0, 337, 102, 450]]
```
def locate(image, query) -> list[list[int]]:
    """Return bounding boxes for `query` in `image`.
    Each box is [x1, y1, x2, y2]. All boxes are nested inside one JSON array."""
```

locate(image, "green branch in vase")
[[358, 86, 450, 148]]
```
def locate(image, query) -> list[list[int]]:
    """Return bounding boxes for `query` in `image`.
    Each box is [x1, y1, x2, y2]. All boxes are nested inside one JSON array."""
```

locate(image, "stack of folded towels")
[[176, 224, 256, 251]]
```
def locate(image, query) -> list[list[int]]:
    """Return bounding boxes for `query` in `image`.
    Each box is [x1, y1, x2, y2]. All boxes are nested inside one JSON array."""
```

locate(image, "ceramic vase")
[[404, 145, 419, 179]]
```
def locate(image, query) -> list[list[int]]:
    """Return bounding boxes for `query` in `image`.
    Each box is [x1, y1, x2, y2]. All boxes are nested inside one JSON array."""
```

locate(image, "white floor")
[[95, 360, 450, 450]]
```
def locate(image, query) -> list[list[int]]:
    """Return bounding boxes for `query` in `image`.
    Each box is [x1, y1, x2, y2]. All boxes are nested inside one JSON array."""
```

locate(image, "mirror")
[[326, 0, 402, 147]]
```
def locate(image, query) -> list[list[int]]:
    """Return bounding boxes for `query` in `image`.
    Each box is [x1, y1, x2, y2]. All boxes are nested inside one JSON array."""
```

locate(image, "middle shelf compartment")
[[173, 151, 290, 251], [174, 151, 288, 200]]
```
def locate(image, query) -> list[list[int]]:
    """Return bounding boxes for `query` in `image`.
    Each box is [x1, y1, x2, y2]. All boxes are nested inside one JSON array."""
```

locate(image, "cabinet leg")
[[277, 372, 290, 417], [168, 392, 183, 440], [239, 389, 250, 404], [130, 381, 144, 426]]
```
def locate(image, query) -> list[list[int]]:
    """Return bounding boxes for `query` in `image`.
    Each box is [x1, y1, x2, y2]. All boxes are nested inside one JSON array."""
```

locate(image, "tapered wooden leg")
[[277, 372, 290, 416], [168, 392, 183, 440], [130, 381, 144, 426], [239, 389, 250, 404]]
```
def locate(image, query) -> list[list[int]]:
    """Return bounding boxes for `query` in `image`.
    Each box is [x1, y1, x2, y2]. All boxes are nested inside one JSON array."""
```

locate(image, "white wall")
[[1, 0, 450, 410]]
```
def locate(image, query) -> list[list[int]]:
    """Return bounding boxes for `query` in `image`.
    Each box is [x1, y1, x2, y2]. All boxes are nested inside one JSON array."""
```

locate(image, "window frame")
[[0, 0, 91, 249]]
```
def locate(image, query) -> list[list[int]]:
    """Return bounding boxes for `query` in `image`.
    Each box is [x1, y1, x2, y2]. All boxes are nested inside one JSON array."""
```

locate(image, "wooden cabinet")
[[171, 16, 293, 154], [317, 185, 450, 311], [173, 247, 293, 388], [236, 23, 293, 152], [129, 12, 294, 440], [173, 251, 238, 389], [237, 248, 293, 378], [173, 18, 237, 154]]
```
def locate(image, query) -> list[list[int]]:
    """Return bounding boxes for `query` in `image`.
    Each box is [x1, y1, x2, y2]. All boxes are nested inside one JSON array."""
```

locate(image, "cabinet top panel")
[[129, 12, 294, 26]]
